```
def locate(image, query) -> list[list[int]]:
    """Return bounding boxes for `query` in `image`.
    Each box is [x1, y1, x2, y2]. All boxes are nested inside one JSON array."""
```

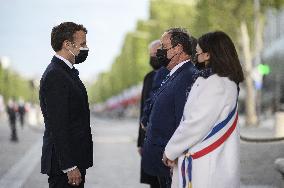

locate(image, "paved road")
[[0, 117, 148, 188], [0, 116, 283, 188]]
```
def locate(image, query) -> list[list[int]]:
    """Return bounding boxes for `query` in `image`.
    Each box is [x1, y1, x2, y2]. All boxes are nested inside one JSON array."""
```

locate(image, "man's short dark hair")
[[166, 28, 194, 56], [51, 22, 87, 52]]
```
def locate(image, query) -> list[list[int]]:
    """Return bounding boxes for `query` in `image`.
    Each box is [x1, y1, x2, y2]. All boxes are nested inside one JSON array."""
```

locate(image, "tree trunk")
[[253, 0, 264, 120], [240, 21, 258, 126]]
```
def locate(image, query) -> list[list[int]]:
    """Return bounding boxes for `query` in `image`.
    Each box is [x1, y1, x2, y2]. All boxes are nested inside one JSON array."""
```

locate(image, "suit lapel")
[[153, 62, 192, 99], [52, 56, 87, 98], [51, 56, 73, 75], [70, 71, 88, 102]]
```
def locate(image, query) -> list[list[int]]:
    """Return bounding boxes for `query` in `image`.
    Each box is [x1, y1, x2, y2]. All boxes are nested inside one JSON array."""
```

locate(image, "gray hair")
[[148, 40, 161, 51]]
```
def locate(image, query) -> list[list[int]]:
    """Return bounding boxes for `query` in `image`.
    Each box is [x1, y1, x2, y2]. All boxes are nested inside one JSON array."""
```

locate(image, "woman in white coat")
[[162, 31, 244, 188]]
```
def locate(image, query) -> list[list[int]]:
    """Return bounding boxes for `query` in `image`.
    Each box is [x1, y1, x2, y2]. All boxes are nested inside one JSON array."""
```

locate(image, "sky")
[[0, 0, 149, 81]]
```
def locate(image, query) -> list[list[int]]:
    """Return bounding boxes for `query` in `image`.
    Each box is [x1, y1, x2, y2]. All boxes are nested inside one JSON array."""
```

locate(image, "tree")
[[89, 0, 284, 114], [0, 63, 38, 103]]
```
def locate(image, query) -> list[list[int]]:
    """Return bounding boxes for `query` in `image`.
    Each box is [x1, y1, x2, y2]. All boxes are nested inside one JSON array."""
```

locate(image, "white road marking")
[[0, 139, 42, 188]]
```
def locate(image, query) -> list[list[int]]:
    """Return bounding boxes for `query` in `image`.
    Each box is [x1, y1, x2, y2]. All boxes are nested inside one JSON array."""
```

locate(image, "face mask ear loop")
[[68, 49, 75, 57], [67, 42, 77, 57]]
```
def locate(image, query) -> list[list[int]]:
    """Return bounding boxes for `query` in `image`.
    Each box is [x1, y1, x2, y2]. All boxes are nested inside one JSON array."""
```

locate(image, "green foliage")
[[193, 0, 255, 44], [0, 68, 38, 103], [88, 0, 284, 104], [261, 0, 284, 9]]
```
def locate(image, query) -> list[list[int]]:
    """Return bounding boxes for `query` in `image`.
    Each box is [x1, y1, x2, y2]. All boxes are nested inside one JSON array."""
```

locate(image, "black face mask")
[[156, 47, 181, 67], [195, 62, 206, 70], [150, 56, 162, 70], [156, 49, 170, 67], [75, 48, 89, 64]]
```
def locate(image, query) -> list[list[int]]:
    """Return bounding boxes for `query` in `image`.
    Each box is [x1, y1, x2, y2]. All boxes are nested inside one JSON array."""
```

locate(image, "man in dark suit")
[[18, 99, 26, 128], [138, 40, 169, 188], [39, 22, 93, 188], [141, 28, 198, 188]]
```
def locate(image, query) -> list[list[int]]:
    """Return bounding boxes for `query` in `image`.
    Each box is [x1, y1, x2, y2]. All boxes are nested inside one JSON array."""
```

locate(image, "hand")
[[162, 152, 176, 168], [138, 147, 143, 156], [67, 167, 82, 186]]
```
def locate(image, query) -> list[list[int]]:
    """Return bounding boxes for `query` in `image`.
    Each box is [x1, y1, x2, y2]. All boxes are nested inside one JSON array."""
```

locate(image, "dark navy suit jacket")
[[140, 67, 170, 131], [39, 56, 93, 175], [138, 70, 156, 147], [142, 61, 198, 177]]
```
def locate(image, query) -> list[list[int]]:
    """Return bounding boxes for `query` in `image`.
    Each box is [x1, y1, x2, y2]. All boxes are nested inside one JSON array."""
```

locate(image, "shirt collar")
[[169, 59, 191, 76], [55, 54, 73, 69]]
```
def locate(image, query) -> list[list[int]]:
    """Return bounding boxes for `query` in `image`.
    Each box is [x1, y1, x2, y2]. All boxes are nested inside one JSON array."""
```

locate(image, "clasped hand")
[[162, 152, 176, 168], [67, 167, 82, 186]]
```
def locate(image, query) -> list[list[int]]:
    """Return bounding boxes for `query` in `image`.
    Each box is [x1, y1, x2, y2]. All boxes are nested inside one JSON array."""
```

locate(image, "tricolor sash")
[[181, 102, 238, 188]]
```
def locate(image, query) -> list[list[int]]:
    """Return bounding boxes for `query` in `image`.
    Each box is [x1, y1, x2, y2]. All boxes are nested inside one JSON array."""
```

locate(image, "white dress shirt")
[[169, 59, 191, 76], [55, 54, 73, 69]]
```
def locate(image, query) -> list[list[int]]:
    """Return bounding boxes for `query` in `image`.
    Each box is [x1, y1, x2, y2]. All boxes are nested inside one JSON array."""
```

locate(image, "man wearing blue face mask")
[[39, 22, 93, 188]]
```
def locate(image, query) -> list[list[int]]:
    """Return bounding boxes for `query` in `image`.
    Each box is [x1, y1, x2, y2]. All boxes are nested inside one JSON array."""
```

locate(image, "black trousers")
[[157, 176, 172, 188], [48, 171, 85, 188], [9, 120, 18, 141], [140, 160, 160, 188], [150, 182, 160, 188]]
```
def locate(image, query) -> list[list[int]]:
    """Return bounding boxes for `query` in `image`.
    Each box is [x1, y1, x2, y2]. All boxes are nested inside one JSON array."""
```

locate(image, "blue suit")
[[142, 61, 198, 177], [140, 67, 170, 127]]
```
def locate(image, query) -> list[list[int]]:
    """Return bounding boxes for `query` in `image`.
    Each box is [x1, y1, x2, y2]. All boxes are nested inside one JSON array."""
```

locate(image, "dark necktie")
[[71, 67, 79, 77], [160, 73, 170, 87]]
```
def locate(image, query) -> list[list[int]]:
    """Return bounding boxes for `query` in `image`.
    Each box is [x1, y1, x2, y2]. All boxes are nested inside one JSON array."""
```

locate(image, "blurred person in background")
[[0, 95, 5, 120], [6, 97, 18, 142], [18, 98, 26, 128]]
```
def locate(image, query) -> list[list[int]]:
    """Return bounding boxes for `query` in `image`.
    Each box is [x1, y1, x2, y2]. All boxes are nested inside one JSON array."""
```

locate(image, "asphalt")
[[0, 114, 283, 188]]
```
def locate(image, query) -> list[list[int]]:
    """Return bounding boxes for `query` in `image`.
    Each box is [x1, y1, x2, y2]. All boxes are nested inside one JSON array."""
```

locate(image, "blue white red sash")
[[181, 102, 238, 188]]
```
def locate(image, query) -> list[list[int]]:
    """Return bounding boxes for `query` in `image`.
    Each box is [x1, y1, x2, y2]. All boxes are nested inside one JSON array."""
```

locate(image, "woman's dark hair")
[[51, 22, 87, 52], [190, 36, 197, 56], [198, 31, 244, 84]]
